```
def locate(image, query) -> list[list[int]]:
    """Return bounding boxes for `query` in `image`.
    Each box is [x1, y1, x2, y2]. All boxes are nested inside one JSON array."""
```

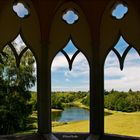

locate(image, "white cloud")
[[52, 43, 140, 92], [52, 85, 89, 92], [64, 54, 89, 79], [104, 51, 120, 68], [65, 78, 70, 82], [52, 52, 89, 77], [51, 53, 68, 71], [104, 49, 140, 91], [11, 35, 26, 54], [14, 35, 26, 46], [51, 52, 89, 91]]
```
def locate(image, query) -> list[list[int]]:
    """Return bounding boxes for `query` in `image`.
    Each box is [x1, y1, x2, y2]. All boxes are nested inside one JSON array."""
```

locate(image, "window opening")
[[0, 36, 37, 135], [63, 40, 78, 59], [112, 36, 132, 70], [112, 3, 128, 19], [20, 49, 38, 134], [11, 35, 26, 55], [62, 10, 79, 24], [114, 36, 129, 56], [61, 40, 80, 70], [13, 2, 29, 18], [104, 37, 140, 137], [51, 40, 89, 133], [8, 35, 28, 67]]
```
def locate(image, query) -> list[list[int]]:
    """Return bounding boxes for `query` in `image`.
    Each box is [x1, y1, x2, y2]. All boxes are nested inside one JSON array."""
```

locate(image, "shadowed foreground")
[[0, 134, 46, 140]]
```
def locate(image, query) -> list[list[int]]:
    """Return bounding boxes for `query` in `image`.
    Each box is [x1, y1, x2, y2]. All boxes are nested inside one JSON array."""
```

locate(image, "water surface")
[[52, 107, 89, 122]]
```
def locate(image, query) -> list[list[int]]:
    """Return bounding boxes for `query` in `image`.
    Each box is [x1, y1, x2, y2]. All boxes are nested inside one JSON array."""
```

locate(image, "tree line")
[[51, 91, 88, 109], [104, 89, 140, 112], [51, 90, 140, 113]]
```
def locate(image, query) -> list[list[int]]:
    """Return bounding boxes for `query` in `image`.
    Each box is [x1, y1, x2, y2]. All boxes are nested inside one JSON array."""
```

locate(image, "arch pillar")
[[37, 41, 51, 134]]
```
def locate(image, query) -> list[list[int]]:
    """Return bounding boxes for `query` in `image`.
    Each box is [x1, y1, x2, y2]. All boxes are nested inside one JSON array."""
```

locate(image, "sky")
[[51, 41, 89, 91], [12, 3, 140, 92], [51, 37, 140, 92], [13, 3, 29, 18]]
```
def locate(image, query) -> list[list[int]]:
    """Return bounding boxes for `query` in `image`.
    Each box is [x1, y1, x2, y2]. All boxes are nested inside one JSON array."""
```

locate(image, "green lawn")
[[52, 120, 89, 132], [104, 109, 140, 137], [53, 109, 140, 137], [17, 110, 140, 137]]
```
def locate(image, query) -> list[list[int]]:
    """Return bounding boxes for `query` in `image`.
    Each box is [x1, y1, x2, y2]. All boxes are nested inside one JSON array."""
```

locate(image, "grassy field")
[[53, 109, 140, 137], [17, 110, 140, 137], [52, 120, 89, 132], [104, 109, 140, 137]]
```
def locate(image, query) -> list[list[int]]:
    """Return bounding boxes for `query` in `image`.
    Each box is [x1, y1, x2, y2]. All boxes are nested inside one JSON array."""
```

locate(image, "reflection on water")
[[52, 111, 62, 121], [52, 107, 89, 122]]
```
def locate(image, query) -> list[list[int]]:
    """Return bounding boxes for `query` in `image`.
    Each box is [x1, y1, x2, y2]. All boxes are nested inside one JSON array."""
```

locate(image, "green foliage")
[[104, 90, 140, 112], [30, 92, 37, 111], [51, 90, 140, 113], [81, 94, 90, 106], [0, 47, 36, 134], [0, 51, 8, 64], [51, 92, 87, 109], [51, 93, 64, 109]]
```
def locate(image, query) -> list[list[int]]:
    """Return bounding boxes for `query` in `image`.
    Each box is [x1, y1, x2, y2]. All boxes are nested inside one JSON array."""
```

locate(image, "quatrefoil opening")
[[62, 10, 79, 24], [112, 3, 128, 20], [13, 2, 29, 18]]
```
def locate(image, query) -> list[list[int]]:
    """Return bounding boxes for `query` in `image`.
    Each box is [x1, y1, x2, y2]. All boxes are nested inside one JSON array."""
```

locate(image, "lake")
[[52, 107, 89, 122]]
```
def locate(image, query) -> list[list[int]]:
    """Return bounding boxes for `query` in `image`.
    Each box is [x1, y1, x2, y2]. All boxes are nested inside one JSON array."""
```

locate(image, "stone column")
[[37, 42, 51, 134]]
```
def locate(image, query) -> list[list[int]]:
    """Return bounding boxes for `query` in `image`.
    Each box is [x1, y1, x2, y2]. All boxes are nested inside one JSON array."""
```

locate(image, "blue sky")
[[14, 3, 140, 92], [51, 48, 89, 91], [13, 3, 29, 18], [104, 47, 140, 91], [51, 37, 140, 92]]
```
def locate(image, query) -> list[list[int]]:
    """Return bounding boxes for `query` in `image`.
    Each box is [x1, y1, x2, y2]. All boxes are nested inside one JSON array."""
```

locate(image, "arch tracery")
[[100, 0, 140, 62], [49, 1, 92, 63], [102, 1, 140, 139], [0, 0, 140, 139], [0, 0, 41, 60]]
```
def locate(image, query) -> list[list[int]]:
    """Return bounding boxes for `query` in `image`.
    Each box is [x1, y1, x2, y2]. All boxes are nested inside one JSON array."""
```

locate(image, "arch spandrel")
[[20, 0, 41, 58], [49, 1, 92, 62], [120, 2, 140, 54], [0, 0, 20, 51], [0, 0, 41, 59], [100, 0, 140, 63]]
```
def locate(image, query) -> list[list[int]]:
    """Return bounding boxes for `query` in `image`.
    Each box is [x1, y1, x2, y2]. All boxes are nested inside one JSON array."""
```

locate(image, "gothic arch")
[[0, 0, 140, 139], [48, 1, 92, 64], [0, 0, 41, 60], [100, 0, 140, 63]]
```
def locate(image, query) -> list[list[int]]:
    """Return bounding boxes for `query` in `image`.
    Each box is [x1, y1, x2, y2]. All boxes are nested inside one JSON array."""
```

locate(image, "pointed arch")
[[0, 36, 37, 134], [49, 1, 92, 63], [104, 37, 140, 137], [100, 0, 140, 62], [51, 39, 90, 133], [0, 0, 41, 60]]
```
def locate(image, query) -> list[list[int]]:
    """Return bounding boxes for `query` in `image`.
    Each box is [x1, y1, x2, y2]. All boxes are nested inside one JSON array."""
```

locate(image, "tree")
[[0, 46, 36, 134], [81, 94, 90, 106], [51, 93, 64, 109], [104, 90, 140, 112]]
